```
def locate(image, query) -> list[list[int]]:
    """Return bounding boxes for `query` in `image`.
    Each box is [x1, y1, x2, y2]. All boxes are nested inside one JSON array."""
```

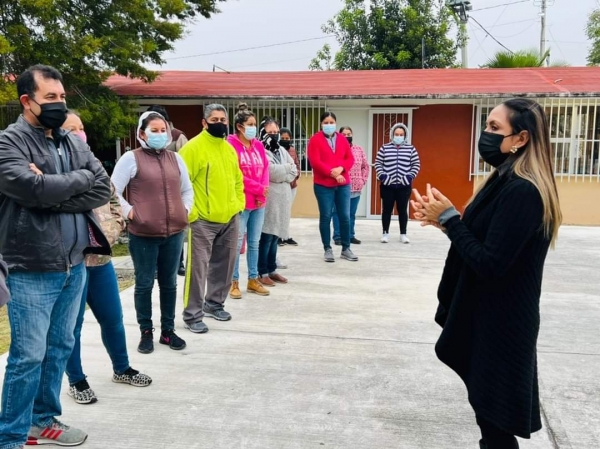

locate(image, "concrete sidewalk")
[[2, 219, 599, 448]]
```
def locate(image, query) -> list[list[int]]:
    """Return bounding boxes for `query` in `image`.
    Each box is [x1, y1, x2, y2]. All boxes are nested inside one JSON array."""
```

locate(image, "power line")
[[166, 35, 336, 61], [471, 0, 529, 11], [470, 16, 514, 54]]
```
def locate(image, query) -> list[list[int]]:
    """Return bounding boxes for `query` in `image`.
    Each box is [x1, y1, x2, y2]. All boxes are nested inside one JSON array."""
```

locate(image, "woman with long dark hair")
[[412, 98, 562, 449], [307, 112, 358, 263]]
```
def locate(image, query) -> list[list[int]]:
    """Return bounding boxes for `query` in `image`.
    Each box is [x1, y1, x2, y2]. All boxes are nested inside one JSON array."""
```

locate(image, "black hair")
[[234, 103, 256, 134], [339, 126, 353, 133], [280, 127, 292, 137], [320, 111, 337, 123], [146, 105, 170, 122], [16, 64, 63, 101], [140, 113, 167, 130]]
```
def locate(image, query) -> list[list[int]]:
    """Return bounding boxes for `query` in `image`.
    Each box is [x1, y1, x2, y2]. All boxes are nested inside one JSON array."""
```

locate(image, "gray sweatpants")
[[183, 216, 239, 325]]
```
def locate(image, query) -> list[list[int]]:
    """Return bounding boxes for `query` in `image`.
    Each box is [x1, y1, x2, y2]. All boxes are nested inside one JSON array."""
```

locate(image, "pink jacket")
[[349, 145, 369, 193], [227, 134, 270, 210]]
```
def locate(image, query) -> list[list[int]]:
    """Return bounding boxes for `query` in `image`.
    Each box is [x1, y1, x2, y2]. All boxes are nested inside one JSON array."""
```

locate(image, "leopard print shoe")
[[68, 378, 98, 404], [112, 367, 152, 387]]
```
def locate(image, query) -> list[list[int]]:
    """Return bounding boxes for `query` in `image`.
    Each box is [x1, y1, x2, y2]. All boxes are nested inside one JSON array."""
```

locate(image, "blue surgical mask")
[[243, 126, 257, 140], [393, 136, 405, 145], [322, 124, 336, 136], [145, 130, 169, 150]]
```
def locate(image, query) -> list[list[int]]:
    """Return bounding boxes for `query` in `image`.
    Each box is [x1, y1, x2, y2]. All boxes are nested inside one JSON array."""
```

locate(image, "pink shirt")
[[227, 134, 270, 210], [349, 144, 370, 193]]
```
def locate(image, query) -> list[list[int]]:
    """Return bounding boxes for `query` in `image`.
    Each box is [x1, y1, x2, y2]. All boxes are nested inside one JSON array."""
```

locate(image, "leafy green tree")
[[310, 0, 459, 71], [586, 9, 600, 66], [482, 49, 569, 68], [0, 0, 224, 149]]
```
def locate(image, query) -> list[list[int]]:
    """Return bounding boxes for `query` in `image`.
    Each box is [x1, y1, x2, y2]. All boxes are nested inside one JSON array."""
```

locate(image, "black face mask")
[[478, 131, 514, 168], [346, 136, 353, 145], [30, 98, 68, 130], [206, 122, 228, 138], [279, 140, 291, 149]]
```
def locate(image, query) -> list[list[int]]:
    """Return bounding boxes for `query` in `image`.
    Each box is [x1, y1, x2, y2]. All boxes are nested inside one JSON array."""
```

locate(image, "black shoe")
[[351, 237, 361, 245], [285, 238, 298, 246], [178, 263, 186, 276], [479, 440, 487, 449], [334, 239, 342, 246], [278, 238, 287, 247], [159, 329, 187, 350], [138, 329, 154, 354]]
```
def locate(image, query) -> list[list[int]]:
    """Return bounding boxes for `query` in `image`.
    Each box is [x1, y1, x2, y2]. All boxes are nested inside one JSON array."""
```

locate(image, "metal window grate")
[[207, 100, 327, 174], [472, 97, 600, 181]]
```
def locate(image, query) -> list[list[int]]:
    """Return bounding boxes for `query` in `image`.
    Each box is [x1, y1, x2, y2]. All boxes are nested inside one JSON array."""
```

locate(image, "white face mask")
[[393, 135, 405, 145]]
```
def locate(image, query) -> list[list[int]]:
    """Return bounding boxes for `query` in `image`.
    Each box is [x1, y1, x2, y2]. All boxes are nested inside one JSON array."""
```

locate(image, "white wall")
[[329, 108, 370, 218]]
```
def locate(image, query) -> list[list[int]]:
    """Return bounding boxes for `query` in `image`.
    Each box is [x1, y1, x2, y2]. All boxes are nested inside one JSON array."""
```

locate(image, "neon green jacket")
[[179, 131, 245, 224]]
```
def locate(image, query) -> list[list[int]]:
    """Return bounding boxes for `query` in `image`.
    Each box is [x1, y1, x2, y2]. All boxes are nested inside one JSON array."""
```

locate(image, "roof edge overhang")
[[121, 92, 600, 100]]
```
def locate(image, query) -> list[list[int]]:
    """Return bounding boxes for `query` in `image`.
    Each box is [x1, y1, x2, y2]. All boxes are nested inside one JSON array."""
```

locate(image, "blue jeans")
[[0, 263, 86, 449], [258, 233, 279, 276], [129, 231, 184, 332], [233, 208, 265, 281], [332, 195, 361, 241], [66, 262, 130, 385], [314, 183, 351, 250]]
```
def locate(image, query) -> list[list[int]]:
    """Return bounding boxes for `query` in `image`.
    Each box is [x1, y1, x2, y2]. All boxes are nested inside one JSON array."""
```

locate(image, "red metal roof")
[[105, 67, 600, 99]]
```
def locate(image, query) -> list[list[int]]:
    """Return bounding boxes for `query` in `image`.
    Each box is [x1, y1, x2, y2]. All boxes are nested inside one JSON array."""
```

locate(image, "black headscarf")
[[259, 118, 280, 155]]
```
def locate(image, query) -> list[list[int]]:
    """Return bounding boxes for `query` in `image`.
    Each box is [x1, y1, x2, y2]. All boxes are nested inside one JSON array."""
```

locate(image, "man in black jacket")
[[0, 65, 111, 449]]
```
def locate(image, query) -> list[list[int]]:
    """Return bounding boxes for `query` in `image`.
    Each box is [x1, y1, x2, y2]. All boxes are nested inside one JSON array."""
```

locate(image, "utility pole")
[[540, 0, 547, 65], [535, 0, 554, 67], [446, 1, 472, 68]]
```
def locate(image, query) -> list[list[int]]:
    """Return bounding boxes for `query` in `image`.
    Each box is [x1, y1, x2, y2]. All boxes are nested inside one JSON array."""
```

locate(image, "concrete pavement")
[[1, 219, 598, 448]]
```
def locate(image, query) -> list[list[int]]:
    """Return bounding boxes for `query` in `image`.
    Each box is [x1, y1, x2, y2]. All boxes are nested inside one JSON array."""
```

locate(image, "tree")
[[310, 0, 459, 71], [482, 49, 569, 68], [586, 9, 600, 66], [0, 0, 225, 149], [309, 44, 334, 71]]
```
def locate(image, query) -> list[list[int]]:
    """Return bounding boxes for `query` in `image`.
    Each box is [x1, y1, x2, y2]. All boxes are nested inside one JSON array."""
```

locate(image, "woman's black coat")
[[436, 164, 550, 438]]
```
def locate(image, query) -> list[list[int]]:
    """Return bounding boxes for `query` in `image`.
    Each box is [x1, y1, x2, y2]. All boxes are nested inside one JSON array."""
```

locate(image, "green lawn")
[[111, 243, 130, 257], [0, 274, 135, 355]]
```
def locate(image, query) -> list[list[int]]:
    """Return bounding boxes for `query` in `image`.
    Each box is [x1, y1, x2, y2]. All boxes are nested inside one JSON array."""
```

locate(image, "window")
[[473, 98, 600, 180]]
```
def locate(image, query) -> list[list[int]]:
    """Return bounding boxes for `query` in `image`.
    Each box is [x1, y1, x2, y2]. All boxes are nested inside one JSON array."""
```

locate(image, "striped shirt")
[[374, 143, 421, 186]]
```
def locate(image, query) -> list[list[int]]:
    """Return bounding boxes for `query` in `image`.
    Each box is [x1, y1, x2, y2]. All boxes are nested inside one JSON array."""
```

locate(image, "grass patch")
[[0, 271, 136, 356], [0, 308, 9, 354], [111, 243, 130, 257], [118, 277, 135, 291]]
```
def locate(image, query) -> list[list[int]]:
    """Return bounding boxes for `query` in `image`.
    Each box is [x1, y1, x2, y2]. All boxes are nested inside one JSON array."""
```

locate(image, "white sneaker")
[[401, 234, 410, 244], [276, 258, 288, 269], [381, 233, 389, 243]]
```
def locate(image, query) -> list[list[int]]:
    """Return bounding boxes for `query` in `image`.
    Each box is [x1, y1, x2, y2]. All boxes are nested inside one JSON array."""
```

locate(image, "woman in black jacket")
[[411, 98, 562, 449]]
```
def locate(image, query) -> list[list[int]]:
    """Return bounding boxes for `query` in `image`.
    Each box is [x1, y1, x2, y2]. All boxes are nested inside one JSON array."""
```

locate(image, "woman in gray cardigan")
[[257, 117, 298, 287]]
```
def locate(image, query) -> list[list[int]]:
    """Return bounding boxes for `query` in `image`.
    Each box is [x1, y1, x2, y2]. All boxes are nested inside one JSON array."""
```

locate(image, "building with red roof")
[[107, 68, 600, 225]]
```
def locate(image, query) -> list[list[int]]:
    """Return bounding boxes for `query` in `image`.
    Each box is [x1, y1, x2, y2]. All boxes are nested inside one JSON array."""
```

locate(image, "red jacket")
[[307, 131, 355, 187]]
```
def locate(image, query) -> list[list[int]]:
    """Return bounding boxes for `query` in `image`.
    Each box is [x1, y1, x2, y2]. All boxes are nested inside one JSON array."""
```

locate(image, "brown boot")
[[247, 278, 270, 296], [229, 281, 242, 299], [269, 273, 288, 284], [259, 275, 276, 287]]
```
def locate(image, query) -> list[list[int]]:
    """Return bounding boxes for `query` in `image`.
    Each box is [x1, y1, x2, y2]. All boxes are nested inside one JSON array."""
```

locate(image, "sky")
[[150, 0, 599, 72]]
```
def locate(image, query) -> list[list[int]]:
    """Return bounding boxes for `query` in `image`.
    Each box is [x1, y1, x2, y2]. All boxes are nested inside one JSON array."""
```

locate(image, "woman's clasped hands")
[[410, 183, 454, 231]]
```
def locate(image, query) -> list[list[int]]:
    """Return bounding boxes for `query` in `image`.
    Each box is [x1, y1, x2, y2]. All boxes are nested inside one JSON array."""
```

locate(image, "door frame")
[[366, 108, 417, 219]]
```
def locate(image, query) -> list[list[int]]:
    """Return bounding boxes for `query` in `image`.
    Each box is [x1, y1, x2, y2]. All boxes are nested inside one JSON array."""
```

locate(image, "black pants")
[[380, 184, 412, 234], [477, 416, 519, 449]]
